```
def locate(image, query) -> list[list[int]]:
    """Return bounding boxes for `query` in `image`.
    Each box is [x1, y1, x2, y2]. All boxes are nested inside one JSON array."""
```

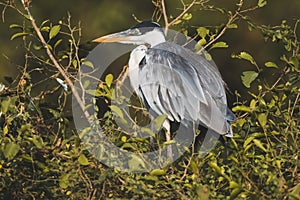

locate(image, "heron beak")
[[93, 30, 131, 43]]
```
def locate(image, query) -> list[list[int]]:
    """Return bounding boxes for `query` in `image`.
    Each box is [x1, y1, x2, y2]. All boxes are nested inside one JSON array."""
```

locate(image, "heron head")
[[93, 21, 165, 47]]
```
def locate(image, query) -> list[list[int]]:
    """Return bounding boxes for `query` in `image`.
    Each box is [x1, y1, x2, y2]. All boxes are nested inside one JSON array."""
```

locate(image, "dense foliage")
[[0, 0, 299, 199]]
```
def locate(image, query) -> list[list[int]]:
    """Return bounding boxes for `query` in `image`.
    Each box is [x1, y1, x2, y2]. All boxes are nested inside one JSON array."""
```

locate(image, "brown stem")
[[20, 1, 90, 120]]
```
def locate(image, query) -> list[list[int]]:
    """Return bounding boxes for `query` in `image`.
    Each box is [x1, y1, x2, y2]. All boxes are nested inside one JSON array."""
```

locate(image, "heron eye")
[[130, 29, 140, 35]]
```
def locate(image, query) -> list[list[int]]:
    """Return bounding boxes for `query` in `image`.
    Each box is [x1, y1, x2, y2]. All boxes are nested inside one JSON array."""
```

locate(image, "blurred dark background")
[[0, 0, 299, 101]]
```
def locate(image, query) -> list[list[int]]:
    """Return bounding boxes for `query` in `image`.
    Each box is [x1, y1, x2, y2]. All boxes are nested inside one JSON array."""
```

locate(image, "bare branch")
[[168, 0, 196, 27], [19, 0, 90, 120], [161, 0, 169, 34]]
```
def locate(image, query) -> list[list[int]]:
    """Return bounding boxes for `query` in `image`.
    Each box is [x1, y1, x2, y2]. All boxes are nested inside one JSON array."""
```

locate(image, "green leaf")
[[233, 51, 257, 66], [243, 136, 254, 149], [105, 74, 113, 88], [82, 61, 94, 69], [182, 13, 192, 20], [10, 32, 28, 40], [289, 183, 300, 199], [257, 113, 267, 127], [40, 26, 50, 32], [83, 80, 90, 89], [289, 56, 299, 68], [227, 23, 238, 29], [78, 154, 89, 166], [154, 114, 168, 131], [1, 98, 11, 114], [54, 39, 62, 49], [173, 19, 182, 25], [49, 25, 61, 40], [9, 24, 22, 29], [3, 142, 20, 160], [265, 61, 278, 68], [230, 187, 243, 199], [40, 19, 50, 27], [229, 181, 241, 189], [241, 71, 258, 88], [258, 0, 267, 7], [197, 27, 209, 38], [204, 52, 212, 61], [128, 155, 146, 171], [208, 161, 222, 174], [149, 169, 166, 176], [3, 125, 8, 135], [32, 136, 44, 149], [232, 105, 252, 113], [211, 42, 228, 49], [196, 185, 210, 200], [109, 105, 124, 119], [141, 127, 155, 137], [72, 60, 78, 68], [253, 139, 267, 152], [59, 174, 70, 189]]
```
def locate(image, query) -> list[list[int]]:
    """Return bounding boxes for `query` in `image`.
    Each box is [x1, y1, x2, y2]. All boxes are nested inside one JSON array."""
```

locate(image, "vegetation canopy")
[[0, 0, 299, 199]]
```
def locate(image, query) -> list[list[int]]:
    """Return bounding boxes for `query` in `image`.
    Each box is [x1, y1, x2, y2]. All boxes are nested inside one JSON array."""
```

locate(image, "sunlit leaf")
[[253, 139, 267, 152], [210, 41, 228, 49], [105, 74, 113, 88], [128, 155, 146, 171], [54, 39, 62, 49], [32, 136, 44, 149], [257, 113, 267, 127], [59, 174, 70, 189], [204, 52, 212, 61], [241, 71, 258, 88], [230, 188, 243, 199], [3, 142, 20, 160], [78, 154, 89, 166], [258, 0, 267, 7], [172, 19, 182, 25], [9, 24, 22, 29], [3, 125, 8, 135], [49, 25, 61, 39], [82, 61, 94, 69], [228, 23, 238, 29], [1, 98, 11, 114], [232, 51, 257, 66], [40, 19, 50, 27], [10, 32, 28, 40], [41, 26, 50, 32], [244, 136, 254, 149], [229, 181, 241, 189], [182, 13, 192, 20], [72, 60, 78, 68], [197, 27, 209, 38], [232, 105, 252, 112], [265, 61, 278, 68], [154, 114, 168, 131], [109, 105, 124, 119], [149, 169, 166, 176]]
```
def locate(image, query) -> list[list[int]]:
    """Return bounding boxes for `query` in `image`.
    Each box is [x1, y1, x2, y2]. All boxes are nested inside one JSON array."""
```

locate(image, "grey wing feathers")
[[138, 42, 234, 135]]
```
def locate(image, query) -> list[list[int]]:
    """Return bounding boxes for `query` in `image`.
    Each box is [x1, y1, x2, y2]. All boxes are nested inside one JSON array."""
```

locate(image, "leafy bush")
[[0, 0, 299, 199]]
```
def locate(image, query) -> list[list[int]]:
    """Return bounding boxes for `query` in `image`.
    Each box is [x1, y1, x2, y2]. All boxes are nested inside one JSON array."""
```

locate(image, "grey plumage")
[[129, 42, 235, 136]]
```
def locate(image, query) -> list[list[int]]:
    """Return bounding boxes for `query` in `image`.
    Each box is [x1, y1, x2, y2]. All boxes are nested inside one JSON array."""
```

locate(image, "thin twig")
[[20, 0, 90, 120], [168, 0, 196, 27], [161, 0, 169, 34]]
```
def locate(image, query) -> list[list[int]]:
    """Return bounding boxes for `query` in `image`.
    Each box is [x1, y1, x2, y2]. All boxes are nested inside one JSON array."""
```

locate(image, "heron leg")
[[163, 120, 172, 158]]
